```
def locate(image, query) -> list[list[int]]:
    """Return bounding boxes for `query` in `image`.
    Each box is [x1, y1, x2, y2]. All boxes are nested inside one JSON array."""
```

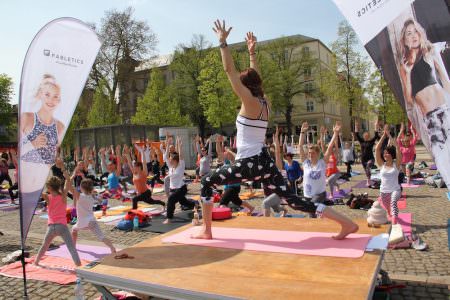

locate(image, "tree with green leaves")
[[87, 81, 121, 127], [367, 68, 405, 124], [198, 50, 239, 129], [168, 35, 211, 136], [89, 7, 158, 122], [261, 36, 319, 136], [330, 21, 371, 124], [0, 74, 15, 142], [132, 68, 189, 126]]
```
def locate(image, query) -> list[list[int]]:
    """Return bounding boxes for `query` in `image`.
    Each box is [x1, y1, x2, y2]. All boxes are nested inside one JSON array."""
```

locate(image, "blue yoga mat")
[[447, 192, 450, 201]]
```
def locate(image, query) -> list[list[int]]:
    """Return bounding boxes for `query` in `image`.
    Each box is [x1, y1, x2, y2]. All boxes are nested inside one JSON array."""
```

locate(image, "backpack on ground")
[[117, 219, 133, 231], [124, 209, 150, 227]]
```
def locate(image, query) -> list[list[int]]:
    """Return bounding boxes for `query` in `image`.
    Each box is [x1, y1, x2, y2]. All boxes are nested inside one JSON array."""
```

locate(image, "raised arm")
[[216, 135, 224, 163], [433, 52, 450, 94], [213, 20, 255, 106], [246, 32, 260, 75], [177, 136, 183, 161], [74, 146, 80, 163], [62, 169, 71, 203], [397, 122, 405, 144], [324, 122, 341, 163], [8, 149, 18, 169], [115, 145, 122, 176], [206, 137, 212, 159], [353, 120, 364, 143], [273, 125, 283, 170], [375, 129, 387, 168], [400, 60, 414, 108], [298, 122, 308, 163]]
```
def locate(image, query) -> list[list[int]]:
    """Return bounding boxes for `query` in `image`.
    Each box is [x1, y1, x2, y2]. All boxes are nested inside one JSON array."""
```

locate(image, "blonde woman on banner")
[[20, 74, 65, 196], [398, 18, 450, 188]]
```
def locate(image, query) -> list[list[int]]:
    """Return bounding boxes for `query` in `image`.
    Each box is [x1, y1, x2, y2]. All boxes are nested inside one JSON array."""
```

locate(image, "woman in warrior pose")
[[193, 20, 358, 240], [399, 18, 450, 188]]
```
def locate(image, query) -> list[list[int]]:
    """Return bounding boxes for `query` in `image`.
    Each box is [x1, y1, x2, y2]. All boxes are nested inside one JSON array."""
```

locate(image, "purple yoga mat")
[[46, 244, 117, 261], [352, 180, 368, 189], [430, 164, 437, 170], [327, 188, 352, 199]]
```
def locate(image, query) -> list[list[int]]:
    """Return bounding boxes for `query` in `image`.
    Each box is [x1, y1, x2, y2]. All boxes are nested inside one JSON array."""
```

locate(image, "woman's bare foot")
[[191, 228, 212, 240], [332, 222, 359, 240], [163, 219, 171, 224]]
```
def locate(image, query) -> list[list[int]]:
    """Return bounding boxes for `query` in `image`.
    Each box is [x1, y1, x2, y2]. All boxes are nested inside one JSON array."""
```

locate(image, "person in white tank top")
[[192, 20, 359, 241], [375, 125, 402, 224]]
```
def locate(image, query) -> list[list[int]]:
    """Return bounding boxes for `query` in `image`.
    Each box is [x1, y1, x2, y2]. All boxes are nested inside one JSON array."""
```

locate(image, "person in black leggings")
[[193, 20, 358, 240], [354, 120, 380, 187], [163, 137, 196, 224]]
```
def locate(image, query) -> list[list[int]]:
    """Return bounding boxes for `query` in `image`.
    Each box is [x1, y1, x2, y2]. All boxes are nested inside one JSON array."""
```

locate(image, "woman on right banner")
[[399, 18, 450, 188]]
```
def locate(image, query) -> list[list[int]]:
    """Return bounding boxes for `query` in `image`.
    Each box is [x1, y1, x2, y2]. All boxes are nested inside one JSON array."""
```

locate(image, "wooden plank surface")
[[78, 217, 389, 300]]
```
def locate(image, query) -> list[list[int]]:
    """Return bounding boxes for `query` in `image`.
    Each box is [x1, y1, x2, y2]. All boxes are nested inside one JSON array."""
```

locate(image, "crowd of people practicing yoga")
[[0, 20, 422, 266]]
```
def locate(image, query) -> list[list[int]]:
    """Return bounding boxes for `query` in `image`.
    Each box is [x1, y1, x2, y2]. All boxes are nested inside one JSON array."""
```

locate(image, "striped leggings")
[[379, 190, 401, 222]]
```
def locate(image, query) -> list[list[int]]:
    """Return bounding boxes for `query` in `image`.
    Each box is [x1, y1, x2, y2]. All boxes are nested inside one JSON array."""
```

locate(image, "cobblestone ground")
[[0, 145, 448, 299]]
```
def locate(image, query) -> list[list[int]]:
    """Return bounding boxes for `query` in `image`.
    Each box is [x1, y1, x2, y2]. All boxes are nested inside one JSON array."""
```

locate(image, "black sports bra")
[[411, 55, 437, 97]]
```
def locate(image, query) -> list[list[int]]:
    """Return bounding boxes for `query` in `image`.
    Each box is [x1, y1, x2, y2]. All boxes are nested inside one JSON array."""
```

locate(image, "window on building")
[[305, 82, 314, 93], [302, 46, 310, 56], [304, 67, 311, 77], [306, 100, 314, 112]]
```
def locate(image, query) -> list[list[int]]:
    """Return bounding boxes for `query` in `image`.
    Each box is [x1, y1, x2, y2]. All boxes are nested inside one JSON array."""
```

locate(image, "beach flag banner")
[[18, 18, 100, 243], [332, 0, 450, 190]]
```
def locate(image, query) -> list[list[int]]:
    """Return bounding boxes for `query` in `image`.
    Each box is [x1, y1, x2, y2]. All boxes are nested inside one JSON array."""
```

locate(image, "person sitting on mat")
[[194, 21, 358, 240], [164, 136, 197, 224], [71, 178, 116, 254], [34, 174, 81, 266], [299, 122, 343, 217], [375, 124, 402, 224]]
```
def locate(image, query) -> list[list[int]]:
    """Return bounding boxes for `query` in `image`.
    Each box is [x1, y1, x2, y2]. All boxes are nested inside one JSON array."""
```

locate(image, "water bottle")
[[133, 216, 139, 230], [74, 278, 85, 300]]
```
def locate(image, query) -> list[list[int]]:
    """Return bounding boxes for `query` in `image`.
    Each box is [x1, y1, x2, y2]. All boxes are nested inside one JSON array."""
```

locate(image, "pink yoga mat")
[[0, 256, 88, 285], [398, 193, 407, 210], [163, 227, 371, 258], [397, 213, 412, 236], [401, 183, 420, 188], [46, 244, 116, 261]]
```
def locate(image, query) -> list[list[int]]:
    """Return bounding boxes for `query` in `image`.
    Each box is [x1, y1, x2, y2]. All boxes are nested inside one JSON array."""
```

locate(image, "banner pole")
[[17, 77, 28, 299]]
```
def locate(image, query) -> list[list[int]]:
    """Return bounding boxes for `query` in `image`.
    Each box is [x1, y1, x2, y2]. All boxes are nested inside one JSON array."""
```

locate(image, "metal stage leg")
[[93, 284, 116, 300]]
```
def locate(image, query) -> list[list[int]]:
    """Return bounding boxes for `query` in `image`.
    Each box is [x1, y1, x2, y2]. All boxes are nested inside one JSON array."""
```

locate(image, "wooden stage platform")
[[77, 217, 389, 300]]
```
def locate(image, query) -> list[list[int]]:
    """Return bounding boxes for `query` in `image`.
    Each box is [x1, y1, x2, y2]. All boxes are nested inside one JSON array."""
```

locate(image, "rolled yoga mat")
[[163, 227, 371, 258]]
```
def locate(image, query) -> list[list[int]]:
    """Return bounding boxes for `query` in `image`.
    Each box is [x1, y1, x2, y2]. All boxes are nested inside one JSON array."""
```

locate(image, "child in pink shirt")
[[34, 173, 81, 266], [397, 123, 417, 184]]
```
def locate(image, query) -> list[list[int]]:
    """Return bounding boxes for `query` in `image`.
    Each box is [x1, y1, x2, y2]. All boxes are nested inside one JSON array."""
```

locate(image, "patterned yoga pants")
[[362, 159, 374, 180], [379, 191, 401, 220], [201, 148, 322, 215]]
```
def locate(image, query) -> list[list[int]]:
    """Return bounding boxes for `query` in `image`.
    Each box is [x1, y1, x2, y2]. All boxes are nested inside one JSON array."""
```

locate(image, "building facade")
[[119, 35, 374, 140]]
